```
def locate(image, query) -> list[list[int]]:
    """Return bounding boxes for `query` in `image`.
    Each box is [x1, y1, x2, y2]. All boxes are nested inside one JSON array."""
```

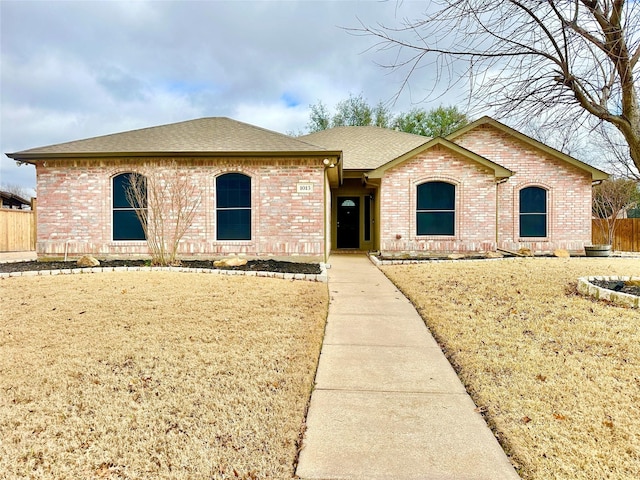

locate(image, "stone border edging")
[[577, 276, 640, 309], [0, 263, 328, 283], [368, 254, 515, 266]]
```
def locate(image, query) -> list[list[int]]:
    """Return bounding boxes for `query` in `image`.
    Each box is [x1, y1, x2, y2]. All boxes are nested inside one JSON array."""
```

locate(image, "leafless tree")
[[355, 1, 640, 174], [593, 122, 640, 180], [0, 183, 33, 201], [592, 177, 639, 245], [126, 163, 201, 266]]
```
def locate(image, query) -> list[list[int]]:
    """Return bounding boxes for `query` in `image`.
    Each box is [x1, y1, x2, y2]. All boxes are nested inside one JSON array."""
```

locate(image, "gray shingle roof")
[[299, 126, 429, 170], [8, 117, 329, 159]]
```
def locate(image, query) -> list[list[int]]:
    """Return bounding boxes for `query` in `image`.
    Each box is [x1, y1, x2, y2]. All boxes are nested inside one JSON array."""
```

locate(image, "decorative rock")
[[77, 255, 100, 267], [485, 251, 503, 259], [214, 257, 248, 267], [447, 253, 466, 260], [517, 248, 533, 257], [553, 249, 570, 258]]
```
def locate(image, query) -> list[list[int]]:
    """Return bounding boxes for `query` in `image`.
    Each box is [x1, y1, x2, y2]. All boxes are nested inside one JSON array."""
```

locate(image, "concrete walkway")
[[296, 254, 520, 480], [0, 251, 37, 263]]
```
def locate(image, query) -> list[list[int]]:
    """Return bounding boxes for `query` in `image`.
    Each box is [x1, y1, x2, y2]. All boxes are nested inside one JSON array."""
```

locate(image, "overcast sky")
[[1, 0, 469, 195]]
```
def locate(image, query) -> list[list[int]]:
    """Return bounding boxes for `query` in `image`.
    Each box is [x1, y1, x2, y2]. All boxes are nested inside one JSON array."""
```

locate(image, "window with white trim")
[[416, 181, 455, 236], [112, 172, 146, 241], [519, 186, 547, 237], [216, 173, 251, 240]]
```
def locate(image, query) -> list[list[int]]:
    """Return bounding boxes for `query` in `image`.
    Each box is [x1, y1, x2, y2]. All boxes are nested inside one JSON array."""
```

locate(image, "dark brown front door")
[[337, 197, 360, 248]]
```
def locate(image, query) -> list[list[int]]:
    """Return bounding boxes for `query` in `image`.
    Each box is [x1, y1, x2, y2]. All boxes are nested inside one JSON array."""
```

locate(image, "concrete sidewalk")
[[296, 254, 520, 480], [0, 251, 37, 263]]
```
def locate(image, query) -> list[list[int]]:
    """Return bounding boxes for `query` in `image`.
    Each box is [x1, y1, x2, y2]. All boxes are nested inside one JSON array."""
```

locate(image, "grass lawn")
[[381, 257, 639, 480], [0, 272, 328, 479]]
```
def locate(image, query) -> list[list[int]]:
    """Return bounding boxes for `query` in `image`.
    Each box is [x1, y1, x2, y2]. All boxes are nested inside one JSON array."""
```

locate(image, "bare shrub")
[[592, 178, 640, 246], [126, 162, 201, 266]]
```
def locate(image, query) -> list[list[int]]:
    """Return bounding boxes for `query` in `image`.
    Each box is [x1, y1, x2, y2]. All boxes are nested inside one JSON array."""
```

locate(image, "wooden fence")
[[0, 207, 36, 252], [592, 218, 640, 252]]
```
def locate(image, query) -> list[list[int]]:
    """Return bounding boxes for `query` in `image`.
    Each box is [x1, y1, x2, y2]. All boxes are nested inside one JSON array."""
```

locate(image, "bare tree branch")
[[351, 0, 640, 173], [126, 163, 201, 266]]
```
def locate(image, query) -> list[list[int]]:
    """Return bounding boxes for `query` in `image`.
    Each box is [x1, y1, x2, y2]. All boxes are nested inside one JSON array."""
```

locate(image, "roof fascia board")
[[7, 150, 343, 164], [447, 116, 609, 180], [367, 137, 513, 179], [343, 168, 370, 178]]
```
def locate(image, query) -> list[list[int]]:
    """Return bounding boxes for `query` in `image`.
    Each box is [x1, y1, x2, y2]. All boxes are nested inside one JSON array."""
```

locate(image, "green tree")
[[307, 101, 331, 133], [393, 106, 469, 137], [307, 93, 392, 132], [307, 96, 466, 137], [333, 94, 392, 128]]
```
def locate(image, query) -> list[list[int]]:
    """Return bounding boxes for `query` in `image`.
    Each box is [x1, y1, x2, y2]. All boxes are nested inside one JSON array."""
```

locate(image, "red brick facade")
[[376, 124, 595, 253], [21, 117, 603, 260], [35, 157, 327, 260], [378, 144, 499, 252]]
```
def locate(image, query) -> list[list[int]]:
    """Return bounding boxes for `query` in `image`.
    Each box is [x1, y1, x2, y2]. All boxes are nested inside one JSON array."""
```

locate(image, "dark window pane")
[[217, 209, 251, 240], [520, 214, 547, 237], [113, 210, 145, 240], [519, 187, 547, 237], [417, 212, 455, 236], [113, 174, 131, 208], [417, 182, 455, 210], [520, 187, 546, 213], [217, 173, 251, 208], [113, 173, 146, 208]]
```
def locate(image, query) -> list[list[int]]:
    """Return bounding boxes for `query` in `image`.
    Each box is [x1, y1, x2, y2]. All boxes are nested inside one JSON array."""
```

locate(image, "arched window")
[[113, 172, 146, 241], [416, 181, 455, 236], [519, 186, 547, 237], [216, 173, 251, 240]]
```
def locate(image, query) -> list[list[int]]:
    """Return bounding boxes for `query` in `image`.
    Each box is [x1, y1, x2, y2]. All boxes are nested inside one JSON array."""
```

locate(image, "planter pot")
[[585, 245, 612, 257]]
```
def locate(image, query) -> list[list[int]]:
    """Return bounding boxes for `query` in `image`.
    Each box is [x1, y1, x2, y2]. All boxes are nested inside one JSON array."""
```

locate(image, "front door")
[[337, 196, 360, 248]]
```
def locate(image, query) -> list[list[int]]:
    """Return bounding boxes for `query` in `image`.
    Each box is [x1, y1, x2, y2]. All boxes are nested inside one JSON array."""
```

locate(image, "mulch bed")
[[591, 279, 640, 296], [0, 259, 322, 275]]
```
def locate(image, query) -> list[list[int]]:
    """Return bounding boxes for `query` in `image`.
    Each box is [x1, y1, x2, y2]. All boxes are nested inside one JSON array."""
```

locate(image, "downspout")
[[495, 177, 509, 249]]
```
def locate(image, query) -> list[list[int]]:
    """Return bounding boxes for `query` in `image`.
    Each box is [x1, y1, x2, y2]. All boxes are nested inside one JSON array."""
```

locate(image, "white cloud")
[[0, 0, 453, 192]]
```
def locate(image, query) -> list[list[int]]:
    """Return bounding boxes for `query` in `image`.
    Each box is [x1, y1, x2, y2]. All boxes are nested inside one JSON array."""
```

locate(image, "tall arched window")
[[416, 181, 455, 236], [113, 172, 146, 241], [519, 186, 547, 237], [216, 173, 251, 240]]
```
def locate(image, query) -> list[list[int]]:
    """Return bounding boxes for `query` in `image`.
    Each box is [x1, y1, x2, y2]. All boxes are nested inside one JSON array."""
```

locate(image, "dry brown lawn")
[[381, 257, 639, 480], [0, 272, 328, 479]]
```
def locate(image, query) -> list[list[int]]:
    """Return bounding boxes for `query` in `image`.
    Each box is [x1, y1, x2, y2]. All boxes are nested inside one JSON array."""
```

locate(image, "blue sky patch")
[[281, 92, 300, 108]]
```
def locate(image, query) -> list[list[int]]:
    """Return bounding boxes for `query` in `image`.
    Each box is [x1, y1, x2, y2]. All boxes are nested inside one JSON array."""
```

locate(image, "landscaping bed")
[[0, 258, 322, 275], [591, 278, 640, 296]]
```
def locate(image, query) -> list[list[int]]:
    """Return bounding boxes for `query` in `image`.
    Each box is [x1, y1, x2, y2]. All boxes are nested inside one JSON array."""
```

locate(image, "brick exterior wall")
[[378, 125, 594, 254], [454, 125, 593, 252], [33, 123, 594, 259], [35, 157, 327, 260], [379, 144, 498, 252]]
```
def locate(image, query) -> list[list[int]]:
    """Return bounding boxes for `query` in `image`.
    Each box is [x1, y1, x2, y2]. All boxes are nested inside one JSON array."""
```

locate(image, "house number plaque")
[[297, 183, 314, 193]]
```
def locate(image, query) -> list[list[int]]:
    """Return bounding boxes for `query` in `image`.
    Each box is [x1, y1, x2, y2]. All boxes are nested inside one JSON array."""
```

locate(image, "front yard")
[[381, 257, 639, 480], [2, 257, 638, 479], [0, 272, 328, 479]]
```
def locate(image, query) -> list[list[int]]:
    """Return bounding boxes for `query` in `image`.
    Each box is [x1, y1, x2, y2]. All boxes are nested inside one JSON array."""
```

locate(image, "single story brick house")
[[7, 116, 607, 261]]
